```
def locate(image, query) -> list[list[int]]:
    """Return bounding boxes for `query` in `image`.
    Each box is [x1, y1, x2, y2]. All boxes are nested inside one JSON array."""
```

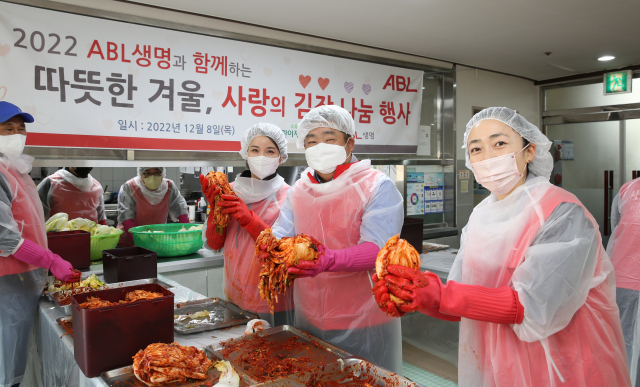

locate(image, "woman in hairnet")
[[607, 176, 640, 386], [37, 167, 107, 224], [200, 123, 293, 326], [375, 107, 630, 386], [117, 167, 189, 246]]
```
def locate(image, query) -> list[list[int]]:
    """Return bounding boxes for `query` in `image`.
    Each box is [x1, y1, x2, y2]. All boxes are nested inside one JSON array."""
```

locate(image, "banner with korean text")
[[0, 2, 423, 153]]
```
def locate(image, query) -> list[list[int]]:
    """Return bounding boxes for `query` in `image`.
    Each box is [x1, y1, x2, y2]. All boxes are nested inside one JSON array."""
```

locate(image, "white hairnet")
[[296, 105, 355, 149], [137, 167, 167, 178], [463, 107, 553, 179], [239, 123, 288, 163]]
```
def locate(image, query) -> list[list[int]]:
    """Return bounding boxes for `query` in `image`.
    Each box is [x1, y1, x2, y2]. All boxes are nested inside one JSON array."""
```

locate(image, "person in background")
[[37, 166, 106, 224], [0, 101, 79, 387], [117, 167, 189, 246], [201, 123, 293, 326], [375, 107, 629, 387], [218, 106, 404, 373], [607, 176, 640, 386]]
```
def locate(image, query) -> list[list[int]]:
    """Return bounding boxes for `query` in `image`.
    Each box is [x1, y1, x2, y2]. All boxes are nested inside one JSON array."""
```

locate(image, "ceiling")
[[128, 0, 640, 81]]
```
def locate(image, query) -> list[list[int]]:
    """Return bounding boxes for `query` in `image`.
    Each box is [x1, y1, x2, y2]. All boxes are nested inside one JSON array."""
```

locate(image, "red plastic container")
[[102, 247, 157, 283], [47, 230, 91, 269], [71, 283, 174, 378]]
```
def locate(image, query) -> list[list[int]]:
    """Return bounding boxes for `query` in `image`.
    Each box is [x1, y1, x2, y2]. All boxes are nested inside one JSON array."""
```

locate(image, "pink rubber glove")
[[288, 242, 379, 278], [386, 265, 524, 324], [178, 214, 190, 223], [13, 239, 80, 282], [218, 194, 269, 240]]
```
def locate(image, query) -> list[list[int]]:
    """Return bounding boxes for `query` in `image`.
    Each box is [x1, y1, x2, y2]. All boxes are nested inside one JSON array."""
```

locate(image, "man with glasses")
[[116, 167, 189, 246]]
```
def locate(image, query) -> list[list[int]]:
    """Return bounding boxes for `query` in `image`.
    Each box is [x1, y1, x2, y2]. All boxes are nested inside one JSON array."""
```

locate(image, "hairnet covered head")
[[137, 167, 167, 178], [296, 105, 355, 149], [463, 107, 553, 179], [239, 123, 288, 163]]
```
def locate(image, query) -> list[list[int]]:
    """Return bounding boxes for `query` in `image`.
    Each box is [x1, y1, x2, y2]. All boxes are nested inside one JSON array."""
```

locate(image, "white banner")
[[0, 2, 422, 153]]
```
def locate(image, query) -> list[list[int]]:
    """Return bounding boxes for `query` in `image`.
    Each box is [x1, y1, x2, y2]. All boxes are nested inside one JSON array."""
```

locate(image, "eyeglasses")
[[141, 171, 163, 178]]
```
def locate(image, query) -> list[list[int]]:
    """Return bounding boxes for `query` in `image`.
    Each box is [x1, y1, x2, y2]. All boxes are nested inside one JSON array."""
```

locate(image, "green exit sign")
[[603, 70, 632, 95]]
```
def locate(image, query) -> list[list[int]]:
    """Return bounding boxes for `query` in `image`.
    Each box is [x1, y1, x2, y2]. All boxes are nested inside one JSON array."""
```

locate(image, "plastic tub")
[[102, 247, 157, 283], [400, 217, 424, 253], [128, 223, 203, 257], [47, 230, 91, 269], [90, 230, 123, 261], [71, 283, 174, 378]]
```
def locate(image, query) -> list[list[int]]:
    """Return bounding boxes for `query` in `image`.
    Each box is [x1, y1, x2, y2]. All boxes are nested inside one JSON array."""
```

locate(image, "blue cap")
[[0, 102, 34, 124]]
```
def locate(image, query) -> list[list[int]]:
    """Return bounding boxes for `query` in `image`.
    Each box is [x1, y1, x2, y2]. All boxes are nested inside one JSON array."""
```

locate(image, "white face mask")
[[0, 134, 27, 156], [470, 144, 530, 195], [247, 155, 280, 180], [305, 142, 350, 174]]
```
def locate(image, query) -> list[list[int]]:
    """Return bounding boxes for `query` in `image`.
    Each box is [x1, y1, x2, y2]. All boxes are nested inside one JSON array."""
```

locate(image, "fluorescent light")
[[598, 56, 615, 61]]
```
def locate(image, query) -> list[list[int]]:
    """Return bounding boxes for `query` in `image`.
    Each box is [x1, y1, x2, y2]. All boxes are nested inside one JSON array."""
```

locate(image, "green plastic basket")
[[90, 229, 123, 261], [128, 224, 204, 257]]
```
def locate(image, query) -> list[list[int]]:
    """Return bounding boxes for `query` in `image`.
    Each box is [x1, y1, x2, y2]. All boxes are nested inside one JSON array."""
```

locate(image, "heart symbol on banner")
[[373, 125, 382, 134], [318, 77, 330, 91], [128, 67, 140, 79], [0, 9, 14, 22], [0, 86, 7, 100], [335, 65, 343, 74], [283, 56, 291, 65], [23, 105, 37, 116], [36, 112, 53, 125], [174, 111, 184, 121], [129, 108, 140, 118], [362, 84, 372, 95], [212, 90, 224, 100], [263, 68, 273, 78], [344, 82, 354, 93], [240, 50, 251, 61], [299, 75, 311, 88], [103, 119, 113, 130], [364, 77, 371, 84], [0, 44, 10, 57], [166, 35, 179, 46]]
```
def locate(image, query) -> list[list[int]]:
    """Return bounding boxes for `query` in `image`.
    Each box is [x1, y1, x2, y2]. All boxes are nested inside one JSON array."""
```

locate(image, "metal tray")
[[48, 278, 174, 316], [174, 298, 259, 334], [253, 358, 424, 387], [100, 347, 254, 387], [55, 317, 74, 347], [207, 325, 353, 383]]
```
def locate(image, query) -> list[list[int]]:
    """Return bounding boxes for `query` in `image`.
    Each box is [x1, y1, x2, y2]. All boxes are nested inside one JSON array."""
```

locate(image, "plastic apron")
[[48, 171, 103, 222], [0, 160, 48, 387], [455, 176, 629, 387], [117, 178, 172, 247], [289, 161, 401, 374], [222, 176, 293, 326], [608, 178, 640, 386]]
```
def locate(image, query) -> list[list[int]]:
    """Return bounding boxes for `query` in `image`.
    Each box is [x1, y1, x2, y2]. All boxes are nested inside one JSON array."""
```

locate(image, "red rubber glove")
[[372, 273, 405, 318], [205, 219, 225, 250], [199, 174, 220, 206], [386, 265, 524, 324], [13, 239, 81, 282], [98, 219, 108, 225], [217, 194, 269, 240]]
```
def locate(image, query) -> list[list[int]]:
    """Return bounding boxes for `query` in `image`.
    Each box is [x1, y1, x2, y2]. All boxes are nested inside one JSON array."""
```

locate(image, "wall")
[[450, 65, 540, 241]]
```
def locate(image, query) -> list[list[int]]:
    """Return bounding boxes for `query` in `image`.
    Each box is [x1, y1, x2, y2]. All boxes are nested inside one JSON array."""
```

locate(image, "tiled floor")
[[402, 341, 458, 386], [402, 361, 458, 387]]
